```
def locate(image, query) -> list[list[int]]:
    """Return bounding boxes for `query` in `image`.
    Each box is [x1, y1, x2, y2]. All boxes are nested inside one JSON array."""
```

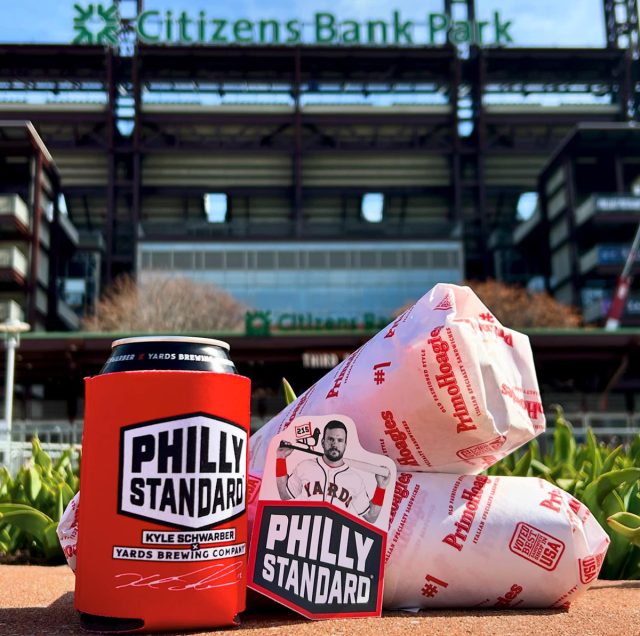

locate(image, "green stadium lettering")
[[115, 9, 516, 47]]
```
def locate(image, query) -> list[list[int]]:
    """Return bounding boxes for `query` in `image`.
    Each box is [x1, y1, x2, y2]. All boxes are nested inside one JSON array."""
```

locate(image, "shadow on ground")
[[0, 589, 589, 635], [590, 580, 640, 590], [0, 592, 82, 635]]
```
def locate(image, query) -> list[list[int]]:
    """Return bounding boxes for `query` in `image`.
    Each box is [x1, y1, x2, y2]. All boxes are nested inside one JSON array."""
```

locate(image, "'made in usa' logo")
[[73, 3, 120, 45], [119, 413, 247, 530]]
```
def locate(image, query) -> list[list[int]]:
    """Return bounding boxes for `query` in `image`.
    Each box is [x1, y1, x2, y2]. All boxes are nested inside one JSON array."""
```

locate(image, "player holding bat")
[[275, 419, 390, 524]]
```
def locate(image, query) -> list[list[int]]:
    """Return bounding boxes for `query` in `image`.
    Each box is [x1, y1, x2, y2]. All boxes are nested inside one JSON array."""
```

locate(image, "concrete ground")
[[0, 565, 638, 636]]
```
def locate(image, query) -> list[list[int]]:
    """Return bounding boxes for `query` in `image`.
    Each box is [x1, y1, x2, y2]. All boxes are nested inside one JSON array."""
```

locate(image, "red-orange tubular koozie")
[[75, 337, 250, 633]]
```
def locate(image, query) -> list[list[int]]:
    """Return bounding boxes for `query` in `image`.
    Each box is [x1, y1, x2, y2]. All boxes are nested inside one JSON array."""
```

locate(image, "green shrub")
[[0, 436, 80, 562], [487, 407, 640, 579]]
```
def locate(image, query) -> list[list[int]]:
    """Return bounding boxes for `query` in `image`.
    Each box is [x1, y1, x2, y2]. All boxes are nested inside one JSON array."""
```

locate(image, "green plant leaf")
[[583, 468, 640, 575], [630, 435, 640, 465], [42, 522, 61, 557], [25, 466, 42, 502], [585, 428, 603, 480], [0, 504, 53, 538], [53, 449, 73, 473], [602, 445, 624, 475], [530, 458, 552, 476], [511, 448, 532, 477], [628, 482, 640, 517], [608, 512, 640, 547], [583, 468, 640, 512], [34, 449, 52, 473], [55, 486, 64, 522], [60, 482, 75, 509], [621, 546, 640, 579], [0, 503, 60, 559], [0, 524, 22, 553], [31, 435, 43, 456], [552, 409, 576, 467], [282, 378, 297, 405], [528, 438, 541, 461], [556, 477, 580, 496], [0, 467, 13, 500], [35, 481, 56, 515]]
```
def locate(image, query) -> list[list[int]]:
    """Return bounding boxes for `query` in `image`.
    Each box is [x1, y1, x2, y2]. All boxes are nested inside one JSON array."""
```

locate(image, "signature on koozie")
[[115, 561, 243, 591]]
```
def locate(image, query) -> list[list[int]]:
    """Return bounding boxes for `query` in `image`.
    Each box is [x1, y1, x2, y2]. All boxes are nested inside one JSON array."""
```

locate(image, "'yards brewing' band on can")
[[75, 337, 251, 633], [100, 336, 238, 374]]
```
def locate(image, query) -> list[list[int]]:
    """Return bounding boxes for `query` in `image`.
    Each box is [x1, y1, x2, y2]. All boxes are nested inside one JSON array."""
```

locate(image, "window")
[[63, 279, 86, 309], [151, 252, 172, 269], [204, 193, 228, 223], [517, 192, 539, 221], [173, 252, 194, 270], [58, 193, 69, 216], [204, 252, 224, 268], [226, 252, 245, 269], [361, 193, 384, 223], [278, 251, 298, 268], [307, 252, 327, 268]]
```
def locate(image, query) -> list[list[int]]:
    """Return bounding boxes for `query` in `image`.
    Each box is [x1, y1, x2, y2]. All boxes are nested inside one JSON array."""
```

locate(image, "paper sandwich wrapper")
[[250, 283, 545, 477], [383, 473, 609, 609]]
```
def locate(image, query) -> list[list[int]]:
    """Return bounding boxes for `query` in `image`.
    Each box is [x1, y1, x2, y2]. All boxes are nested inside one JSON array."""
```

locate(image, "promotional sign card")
[[248, 414, 396, 619]]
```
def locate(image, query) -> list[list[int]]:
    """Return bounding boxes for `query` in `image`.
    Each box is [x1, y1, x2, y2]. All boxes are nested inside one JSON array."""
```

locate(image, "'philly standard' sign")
[[73, 4, 515, 47]]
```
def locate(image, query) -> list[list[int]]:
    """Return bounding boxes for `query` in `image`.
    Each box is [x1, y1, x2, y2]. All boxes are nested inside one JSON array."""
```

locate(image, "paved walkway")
[[0, 565, 638, 635]]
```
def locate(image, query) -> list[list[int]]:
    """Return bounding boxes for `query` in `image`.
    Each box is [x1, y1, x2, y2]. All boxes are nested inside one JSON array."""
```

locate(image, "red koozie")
[[75, 367, 250, 633]]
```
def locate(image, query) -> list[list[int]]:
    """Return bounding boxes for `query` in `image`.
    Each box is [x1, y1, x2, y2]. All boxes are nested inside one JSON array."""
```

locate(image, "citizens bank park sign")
[[73, 4, 515, 47]]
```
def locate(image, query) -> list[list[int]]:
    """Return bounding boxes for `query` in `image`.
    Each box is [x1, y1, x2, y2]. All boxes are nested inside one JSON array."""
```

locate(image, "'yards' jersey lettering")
[[287, 458, 370, 515]]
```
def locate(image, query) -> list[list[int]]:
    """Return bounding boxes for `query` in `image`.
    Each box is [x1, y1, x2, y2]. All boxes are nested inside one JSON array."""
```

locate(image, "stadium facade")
[[2, 0, 640, 432], [0, 1, 638, 323]]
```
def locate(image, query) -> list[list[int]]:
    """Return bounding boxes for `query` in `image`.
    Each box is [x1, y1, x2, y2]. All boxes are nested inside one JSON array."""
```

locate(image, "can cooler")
[[75, 370, 250, 632]]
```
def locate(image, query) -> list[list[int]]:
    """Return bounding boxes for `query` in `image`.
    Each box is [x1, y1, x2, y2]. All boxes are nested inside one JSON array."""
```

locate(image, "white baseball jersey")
[[286, 458, 371, 515]]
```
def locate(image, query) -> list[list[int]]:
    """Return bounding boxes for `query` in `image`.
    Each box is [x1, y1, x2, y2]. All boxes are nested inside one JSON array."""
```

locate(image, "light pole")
[[0, 319, 31, 443]]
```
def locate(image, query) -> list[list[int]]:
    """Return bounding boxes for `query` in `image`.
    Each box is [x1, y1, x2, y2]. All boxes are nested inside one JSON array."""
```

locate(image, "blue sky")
[[0, 0, 607, 47]]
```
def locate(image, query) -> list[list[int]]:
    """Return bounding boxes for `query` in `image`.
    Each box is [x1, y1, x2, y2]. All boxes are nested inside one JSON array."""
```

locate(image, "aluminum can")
[[100, 336, 238, 374], [75, 336, 250, 633]]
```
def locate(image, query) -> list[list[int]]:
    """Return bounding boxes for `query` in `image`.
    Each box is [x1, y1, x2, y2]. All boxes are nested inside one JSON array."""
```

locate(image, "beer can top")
[[101, 336, 237, 374], [111, 336, 231, 350]]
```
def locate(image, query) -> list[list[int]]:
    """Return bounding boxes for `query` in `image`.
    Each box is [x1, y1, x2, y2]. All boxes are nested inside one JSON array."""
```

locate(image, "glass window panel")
[[328, 251, 348, 268], [226, 252, 246, 269], [173, 252, 193, 269], [308, 252, 327, 268], [277, 251, 297, 268], [257, 251, 276, 268], [359, 251, 378, 268], [432, 251, 451, 268], [151, 252, 171, 269], [204, 252, 224, 268], [380, 252, 398, 268]]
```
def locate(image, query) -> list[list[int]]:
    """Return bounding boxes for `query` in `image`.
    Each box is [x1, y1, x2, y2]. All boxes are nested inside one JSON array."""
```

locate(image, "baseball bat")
[[279, 441, 390, 478]]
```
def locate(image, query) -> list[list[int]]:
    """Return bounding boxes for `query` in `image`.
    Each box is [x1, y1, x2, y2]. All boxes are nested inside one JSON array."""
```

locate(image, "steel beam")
[[26, 152, 42, 326], [132, 50, 142, 278], [293, 47, 303, 237], [105, 49, 116, 285]]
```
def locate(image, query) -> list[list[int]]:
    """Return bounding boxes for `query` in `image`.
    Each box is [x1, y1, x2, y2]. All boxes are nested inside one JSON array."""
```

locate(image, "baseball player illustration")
[[275, 418, 391, 524]]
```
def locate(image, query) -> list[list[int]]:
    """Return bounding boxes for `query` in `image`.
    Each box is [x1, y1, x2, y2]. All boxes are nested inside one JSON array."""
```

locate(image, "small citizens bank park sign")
[[73, 4, 515, 47]]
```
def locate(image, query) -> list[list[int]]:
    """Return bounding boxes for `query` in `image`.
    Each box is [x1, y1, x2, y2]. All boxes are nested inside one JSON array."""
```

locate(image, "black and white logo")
[[249, 502, 385, 618], [118, 413, 246, 530]]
